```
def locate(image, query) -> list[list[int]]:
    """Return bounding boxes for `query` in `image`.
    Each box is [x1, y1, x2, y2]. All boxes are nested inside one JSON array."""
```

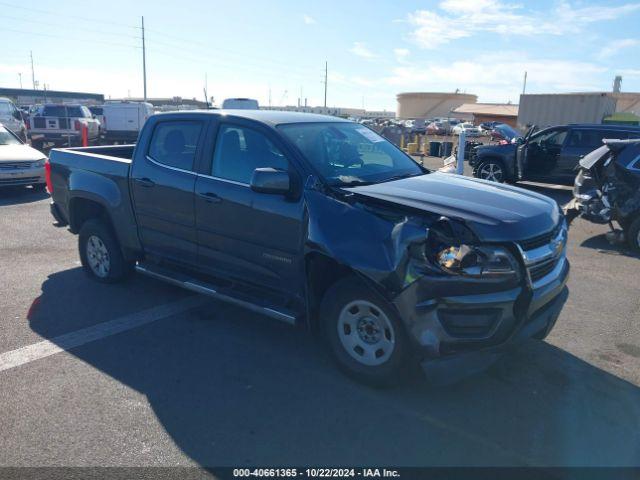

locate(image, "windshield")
[[278, 122, 425, 186], [0, 126, 21, 145]]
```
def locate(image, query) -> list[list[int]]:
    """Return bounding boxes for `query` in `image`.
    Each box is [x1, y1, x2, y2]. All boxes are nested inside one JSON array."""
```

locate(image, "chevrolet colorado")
[[48, 110, 569, 385]]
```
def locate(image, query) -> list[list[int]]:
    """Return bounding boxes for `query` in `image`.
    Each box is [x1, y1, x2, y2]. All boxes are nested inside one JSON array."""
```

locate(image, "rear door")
[[193, 119, 304, 294], [130, 117, 207, 264], [558, 129, 605, 179]]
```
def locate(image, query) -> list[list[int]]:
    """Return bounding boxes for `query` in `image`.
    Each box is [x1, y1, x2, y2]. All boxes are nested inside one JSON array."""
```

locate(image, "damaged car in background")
[[565, 139, 640, 252], [47, 110, 569, 386]]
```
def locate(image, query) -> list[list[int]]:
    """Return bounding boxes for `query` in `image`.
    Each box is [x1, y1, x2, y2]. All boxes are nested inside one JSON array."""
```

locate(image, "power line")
[[0, 0, 139, 30], [2, 13, 141, 40], [4, 26, 142, 50]]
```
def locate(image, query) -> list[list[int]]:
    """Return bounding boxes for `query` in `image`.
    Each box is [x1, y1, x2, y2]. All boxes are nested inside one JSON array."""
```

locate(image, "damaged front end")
[[565, 140, 640, 250], [306, 182, 569, 382]]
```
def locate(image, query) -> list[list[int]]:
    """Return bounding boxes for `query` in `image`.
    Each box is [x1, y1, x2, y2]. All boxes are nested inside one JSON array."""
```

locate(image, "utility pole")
[[30, 51, 36, 90], [323, 61, 328, 108], [18, 73, 22, 89], [141, 16, 147, 102], [522, 71, 527, 95]]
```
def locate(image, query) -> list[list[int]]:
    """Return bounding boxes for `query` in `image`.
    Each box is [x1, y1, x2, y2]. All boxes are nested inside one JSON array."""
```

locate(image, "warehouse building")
[[452, 103, 519, 127], [0, 87, 104, 106], [396, 92, 477, 119]]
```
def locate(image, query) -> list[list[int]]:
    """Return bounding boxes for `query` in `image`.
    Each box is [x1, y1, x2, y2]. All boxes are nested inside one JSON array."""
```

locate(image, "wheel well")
[[68, 198, 110, 233], [305, 253, 355, 331]]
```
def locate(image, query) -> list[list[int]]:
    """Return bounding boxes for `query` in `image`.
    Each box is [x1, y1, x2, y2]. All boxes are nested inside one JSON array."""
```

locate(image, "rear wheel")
[[79, 218, 134, 283], [626, 216, 640, 252], [475, 159, 506, 183], [320, 276, 411, 387]]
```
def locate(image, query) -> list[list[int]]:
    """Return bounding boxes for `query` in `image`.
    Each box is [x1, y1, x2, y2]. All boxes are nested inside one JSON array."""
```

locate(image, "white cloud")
[[349, 42, 377, 59], [393, 48, 410, 62], [597, 38, 640, 59], [382, 57, 607, 102], [408, 1, 640, 48], [302, 14, 316, 25]]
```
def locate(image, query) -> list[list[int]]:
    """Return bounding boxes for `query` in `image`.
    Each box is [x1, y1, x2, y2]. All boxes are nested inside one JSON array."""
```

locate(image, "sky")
[[2, 0, 640, 111]]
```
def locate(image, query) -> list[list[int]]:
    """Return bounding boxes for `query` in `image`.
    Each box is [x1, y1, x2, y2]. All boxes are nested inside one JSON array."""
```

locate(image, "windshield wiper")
[[337, 179, 375, 187], [381, 172, 425, 183]]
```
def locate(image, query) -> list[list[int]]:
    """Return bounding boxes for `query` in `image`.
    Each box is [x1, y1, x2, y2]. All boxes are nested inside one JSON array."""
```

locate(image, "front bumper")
[[0, 166, 45, 187], [394, 253, 570, 383]]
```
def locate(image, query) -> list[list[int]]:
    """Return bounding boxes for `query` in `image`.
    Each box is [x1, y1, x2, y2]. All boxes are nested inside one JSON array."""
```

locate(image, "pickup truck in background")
[[48, 110, 569, 386], [101, 101, 154, 144], [471, 123, 640, 184], [29, 104, 100, 150]]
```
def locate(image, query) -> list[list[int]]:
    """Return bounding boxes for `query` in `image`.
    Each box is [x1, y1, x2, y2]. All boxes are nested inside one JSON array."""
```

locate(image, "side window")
[[212, 125, 288, 184], [566, 130, 603, 148], [148, 121, 203, 171], [531, 129, 567, 147]]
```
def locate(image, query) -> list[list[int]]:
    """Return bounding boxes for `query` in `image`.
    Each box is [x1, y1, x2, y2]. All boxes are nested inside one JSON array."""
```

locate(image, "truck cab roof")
[[153, 109, 349, 127]]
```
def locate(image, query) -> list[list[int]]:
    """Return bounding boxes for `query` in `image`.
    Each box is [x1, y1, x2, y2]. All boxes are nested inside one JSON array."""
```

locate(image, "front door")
[[130, 118, 206, 265], [194, 122, 304, 295], [523, 127, 568, 180]]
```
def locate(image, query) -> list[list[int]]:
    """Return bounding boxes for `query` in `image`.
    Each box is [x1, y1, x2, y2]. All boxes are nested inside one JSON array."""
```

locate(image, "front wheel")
[[79, 218, 134, 283], [320, 277, 411, 387], [626, 216, 640, 252], [475, 159, 507, 183]]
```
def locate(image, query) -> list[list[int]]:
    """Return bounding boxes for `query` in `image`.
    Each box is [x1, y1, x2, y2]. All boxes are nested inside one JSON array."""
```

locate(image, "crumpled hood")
[[345, 172, 560, 242], [0, 144, 46, 162]]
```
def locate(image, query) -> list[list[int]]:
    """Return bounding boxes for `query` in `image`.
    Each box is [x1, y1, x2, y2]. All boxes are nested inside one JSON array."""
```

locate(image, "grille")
[[33, 117, 46, 129], [518, 223, 560, 251], [529, 258, 558, 281], [0, 176, 39, 184], [0, 162, 32, 170]]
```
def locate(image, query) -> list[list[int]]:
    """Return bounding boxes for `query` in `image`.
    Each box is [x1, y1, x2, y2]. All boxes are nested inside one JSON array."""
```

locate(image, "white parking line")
[[0, 296, 208, 373]]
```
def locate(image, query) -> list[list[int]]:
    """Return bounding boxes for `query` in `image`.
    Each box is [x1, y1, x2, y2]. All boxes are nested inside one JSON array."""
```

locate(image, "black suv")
[[471, 124, 640, 184]]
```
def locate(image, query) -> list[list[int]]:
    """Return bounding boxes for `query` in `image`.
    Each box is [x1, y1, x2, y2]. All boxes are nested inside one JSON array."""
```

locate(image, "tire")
[[475, 159, 507, 183], [320, 276, 412, 387], [626, 216, 640, 252], [78, 218, 134, 283]]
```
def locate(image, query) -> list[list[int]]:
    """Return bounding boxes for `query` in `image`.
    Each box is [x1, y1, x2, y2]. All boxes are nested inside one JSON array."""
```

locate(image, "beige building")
[[396, 92, 477, 119], [452, 103, 519, 127]]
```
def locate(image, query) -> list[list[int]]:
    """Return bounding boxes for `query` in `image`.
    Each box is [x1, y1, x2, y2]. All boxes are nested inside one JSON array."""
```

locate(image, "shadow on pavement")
[[28, 268, 640, 468], [0, 186, 49, 206], [580, 234, 640, 259]]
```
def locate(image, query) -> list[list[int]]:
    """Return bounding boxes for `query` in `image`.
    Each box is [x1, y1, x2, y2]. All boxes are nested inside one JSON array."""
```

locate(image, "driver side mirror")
[[250, 168, 290, 195]]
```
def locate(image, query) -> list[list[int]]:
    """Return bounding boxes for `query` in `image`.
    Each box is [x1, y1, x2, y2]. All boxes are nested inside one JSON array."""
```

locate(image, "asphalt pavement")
[[0, 182, 639, 469]]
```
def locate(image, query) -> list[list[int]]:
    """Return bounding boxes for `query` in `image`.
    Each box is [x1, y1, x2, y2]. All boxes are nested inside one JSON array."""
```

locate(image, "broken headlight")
[[436, 244, 518, 277]]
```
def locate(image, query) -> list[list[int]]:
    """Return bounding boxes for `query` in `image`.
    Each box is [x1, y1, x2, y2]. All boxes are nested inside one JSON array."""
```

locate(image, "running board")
[[135, 264, 297, 325]]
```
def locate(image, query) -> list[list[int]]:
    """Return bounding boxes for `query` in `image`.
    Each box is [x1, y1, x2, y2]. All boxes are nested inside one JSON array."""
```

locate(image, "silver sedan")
[[0, 124, 47, 190]]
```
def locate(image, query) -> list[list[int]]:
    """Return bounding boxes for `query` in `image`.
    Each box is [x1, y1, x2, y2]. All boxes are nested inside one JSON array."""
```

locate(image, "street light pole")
[[142, 16, 147, 102]]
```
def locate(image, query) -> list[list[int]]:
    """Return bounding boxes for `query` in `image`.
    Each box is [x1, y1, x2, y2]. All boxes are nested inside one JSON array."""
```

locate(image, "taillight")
[[45, 160, 53, 194], [26, 118, 31, 130], [74, 120, 81, 131]]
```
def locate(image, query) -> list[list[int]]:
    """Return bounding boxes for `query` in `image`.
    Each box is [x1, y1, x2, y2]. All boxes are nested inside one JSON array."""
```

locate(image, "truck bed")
[[48, 144, 138, 247]]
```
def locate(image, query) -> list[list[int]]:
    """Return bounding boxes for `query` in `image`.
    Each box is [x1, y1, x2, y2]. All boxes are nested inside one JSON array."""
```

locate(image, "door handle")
[[198, 191, 222, 203], [135, 177, 155, 188]]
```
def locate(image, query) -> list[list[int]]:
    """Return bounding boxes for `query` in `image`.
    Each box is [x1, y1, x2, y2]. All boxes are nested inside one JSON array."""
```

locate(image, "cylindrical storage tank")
[[397, 92, 478, 119], [429, 141, 441, 156], [441, 142, 453, 157]]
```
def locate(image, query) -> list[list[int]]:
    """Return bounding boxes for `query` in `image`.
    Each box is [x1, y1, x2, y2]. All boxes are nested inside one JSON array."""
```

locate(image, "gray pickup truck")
[[29, 104, 100, 150], [48, 110, 569, 385]]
